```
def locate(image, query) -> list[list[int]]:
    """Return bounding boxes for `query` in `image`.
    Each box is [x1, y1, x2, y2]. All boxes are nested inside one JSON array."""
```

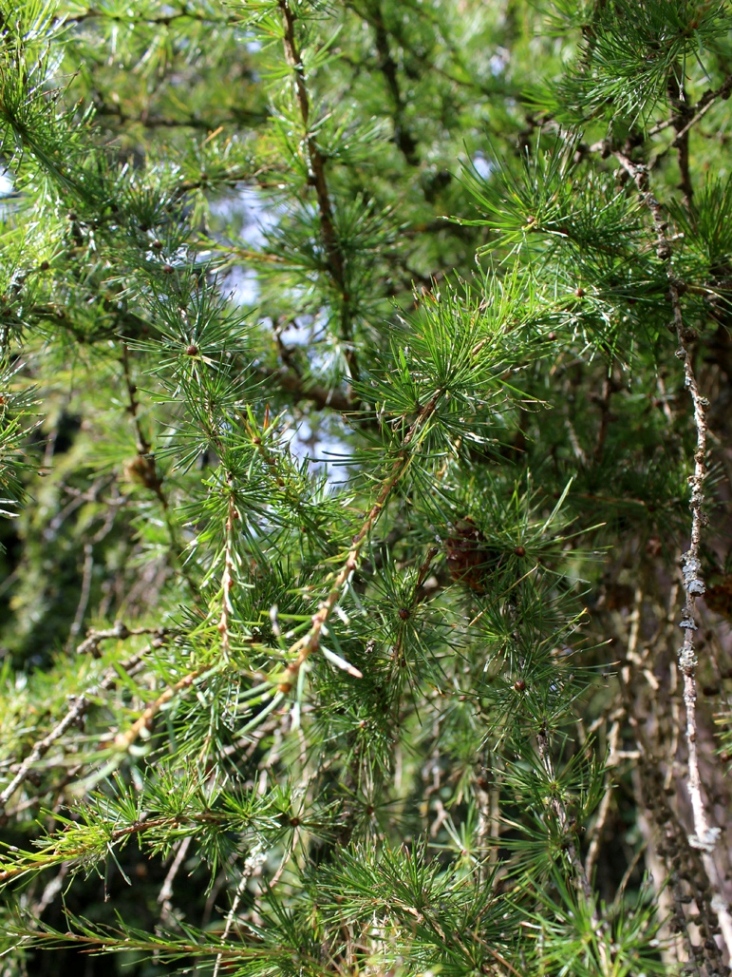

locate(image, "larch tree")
[[0, 1, 731, 976]]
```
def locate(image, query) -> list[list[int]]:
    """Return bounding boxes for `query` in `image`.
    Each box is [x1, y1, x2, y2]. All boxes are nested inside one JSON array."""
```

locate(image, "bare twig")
[[0, 696, 89, 811], [68, 542, 94, 643], [565, 416, 587, 465], [157, 836, 192, 926], [33, 863, 70, 916], [212, 844, 267, 977], [615, 148, 732, 956], [647, 74, 732, 142], [76, 622, 169, 657], [585, 717, 621, 879], [390, 544, 439, 671], [66, 486, 124, 650]]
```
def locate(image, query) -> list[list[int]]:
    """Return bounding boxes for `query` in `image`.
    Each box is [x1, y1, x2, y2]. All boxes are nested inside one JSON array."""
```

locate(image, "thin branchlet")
[[217, 488, 238, 659], [278, 0, 359, 384]]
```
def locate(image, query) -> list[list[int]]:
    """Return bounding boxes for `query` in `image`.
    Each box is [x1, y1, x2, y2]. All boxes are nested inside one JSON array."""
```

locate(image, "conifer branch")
[[667, 65, 694, 211], [157, 835, 192, 925], [212, 843, 267, 977], [120, 342, 160, 481], [76, 623, 170, 658], [344, 0, 501, 99], [370, 3, 419, 165], [584, 714, 622, 879], [67, 541, 94, 644], [0, 811, 224, 884], [279, 390, 442, 689], [260, 364, 352, 412], [120, 343, 202, 603], [3, 2, 731, 970], [63, 7, 234, 26], [93, 99, 269, 131]]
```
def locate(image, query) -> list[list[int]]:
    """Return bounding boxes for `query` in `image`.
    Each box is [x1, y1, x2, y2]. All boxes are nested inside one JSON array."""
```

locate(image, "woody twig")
[[615, 148, 732, 955]]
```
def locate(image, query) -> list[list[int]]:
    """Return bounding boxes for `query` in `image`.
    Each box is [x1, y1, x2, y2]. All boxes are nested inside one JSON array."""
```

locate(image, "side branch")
[[0, 648, 150, 813]]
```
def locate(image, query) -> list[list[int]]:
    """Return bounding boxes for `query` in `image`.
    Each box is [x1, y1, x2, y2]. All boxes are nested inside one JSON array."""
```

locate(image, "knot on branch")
[[681, 552, 705, 596], [689, 826, 721, 852], [677, 644, 697, 673]]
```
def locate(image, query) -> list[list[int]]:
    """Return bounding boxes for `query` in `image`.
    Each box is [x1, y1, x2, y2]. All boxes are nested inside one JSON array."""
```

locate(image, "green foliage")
[[0, 1, 731, 976]]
